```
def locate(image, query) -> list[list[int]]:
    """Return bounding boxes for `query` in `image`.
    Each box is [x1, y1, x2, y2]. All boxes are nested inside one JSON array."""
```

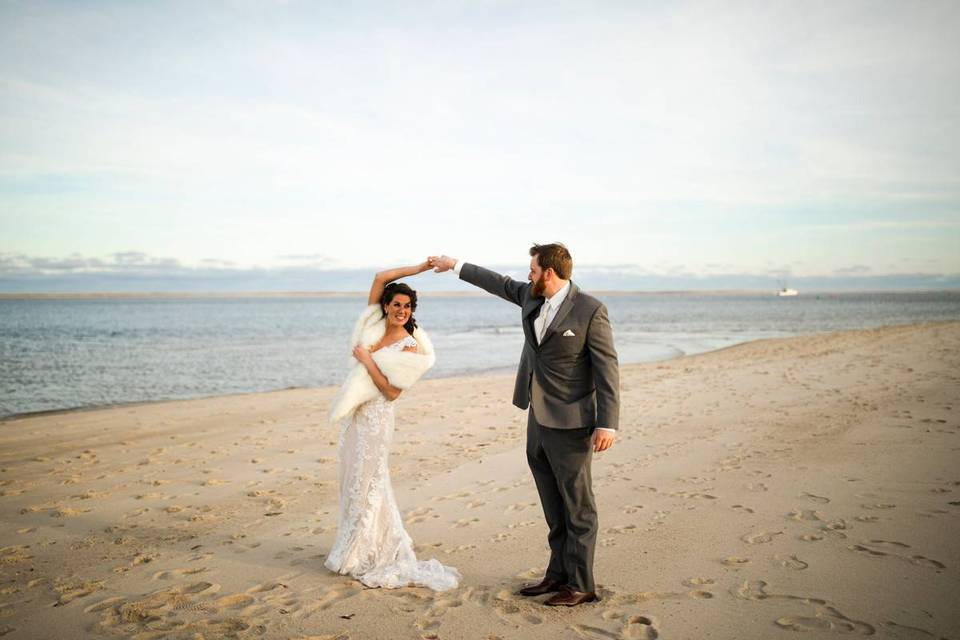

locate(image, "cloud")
[[1, 252, 957, 293], [0, 2, 958, 276], [834, 265, 872, 276], [275, 253, 337, 266], [0, 252, 185, 275]]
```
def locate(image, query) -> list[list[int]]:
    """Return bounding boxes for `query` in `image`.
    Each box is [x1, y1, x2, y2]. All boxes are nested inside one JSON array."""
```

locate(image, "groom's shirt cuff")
[[596, 427, 615, 433]]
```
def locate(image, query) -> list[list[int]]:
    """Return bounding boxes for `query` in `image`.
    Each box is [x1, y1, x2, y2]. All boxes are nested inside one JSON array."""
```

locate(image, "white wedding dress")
[[324, 334, 460, 591]]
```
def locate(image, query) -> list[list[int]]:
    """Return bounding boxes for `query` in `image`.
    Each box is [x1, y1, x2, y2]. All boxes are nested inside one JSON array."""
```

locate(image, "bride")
[[324, 259, 460, 591]]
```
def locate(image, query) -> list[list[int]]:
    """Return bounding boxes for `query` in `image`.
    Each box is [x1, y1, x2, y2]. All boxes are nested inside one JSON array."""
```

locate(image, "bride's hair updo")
[[380, 282, 418, 335]]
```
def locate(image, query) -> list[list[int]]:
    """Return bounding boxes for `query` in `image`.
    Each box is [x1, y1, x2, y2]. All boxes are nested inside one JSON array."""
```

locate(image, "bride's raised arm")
[[367, 258, 435, 305]]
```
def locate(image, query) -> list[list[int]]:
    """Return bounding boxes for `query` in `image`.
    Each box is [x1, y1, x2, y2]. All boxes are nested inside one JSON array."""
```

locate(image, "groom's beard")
[[532, 274, 546, 298]]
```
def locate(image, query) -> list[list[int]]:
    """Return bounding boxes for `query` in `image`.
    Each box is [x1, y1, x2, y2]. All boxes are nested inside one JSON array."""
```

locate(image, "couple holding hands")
[[325, 243, 620, 607]]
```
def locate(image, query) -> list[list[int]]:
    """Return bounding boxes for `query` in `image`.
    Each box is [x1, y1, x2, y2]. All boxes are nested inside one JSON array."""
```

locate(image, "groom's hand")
[[593, 429, 615, 453], [431, 255, 457, 273]]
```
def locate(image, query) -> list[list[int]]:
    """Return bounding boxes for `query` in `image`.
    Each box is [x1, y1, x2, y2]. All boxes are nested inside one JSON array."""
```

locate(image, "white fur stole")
[[328, 304, 435, 424]]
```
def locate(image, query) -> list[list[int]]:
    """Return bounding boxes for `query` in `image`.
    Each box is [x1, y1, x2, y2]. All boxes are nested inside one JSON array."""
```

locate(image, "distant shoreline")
[[2, 289, 958, 300]]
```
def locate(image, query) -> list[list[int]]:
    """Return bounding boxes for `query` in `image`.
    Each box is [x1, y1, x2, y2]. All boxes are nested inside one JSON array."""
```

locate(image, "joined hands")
[[429, 255, 456, 273]]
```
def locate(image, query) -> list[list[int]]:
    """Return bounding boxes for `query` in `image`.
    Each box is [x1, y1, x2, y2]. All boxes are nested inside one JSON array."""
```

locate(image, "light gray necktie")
[[535, 301, 551, 344]]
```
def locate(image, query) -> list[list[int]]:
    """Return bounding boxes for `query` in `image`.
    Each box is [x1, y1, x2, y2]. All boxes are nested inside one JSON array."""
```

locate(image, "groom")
[[433, 244, 620, 606]]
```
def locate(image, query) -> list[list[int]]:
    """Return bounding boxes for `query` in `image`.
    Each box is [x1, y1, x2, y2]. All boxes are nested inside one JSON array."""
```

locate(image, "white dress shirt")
[[451, 260, 614, 435], [535, 280, 570, 344]]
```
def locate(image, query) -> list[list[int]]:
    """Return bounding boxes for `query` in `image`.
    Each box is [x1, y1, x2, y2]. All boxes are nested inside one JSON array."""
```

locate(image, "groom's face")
[[529, 255, 547, 298]]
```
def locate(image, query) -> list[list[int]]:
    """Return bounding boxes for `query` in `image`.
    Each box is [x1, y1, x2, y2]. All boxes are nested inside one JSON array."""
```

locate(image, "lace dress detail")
[[324, 334, 460, 591]]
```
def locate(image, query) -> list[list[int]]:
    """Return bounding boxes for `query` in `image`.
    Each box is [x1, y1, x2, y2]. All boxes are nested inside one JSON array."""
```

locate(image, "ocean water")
[[2, 291, 958, 418]]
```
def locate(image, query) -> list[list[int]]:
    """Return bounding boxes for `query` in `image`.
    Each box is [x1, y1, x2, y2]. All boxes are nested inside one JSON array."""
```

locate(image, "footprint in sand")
[[247, 581, 288, 594], [849, 543, 946, 569], [787, 509, 824, 522], [405, 506, 435, 524], [820, 519, 850, 539], [774, 554, 809, 570], [741, 531, 783, 544], [801, 492, 831, 504], [506, 501, 538, 512], [134, 492, 165, 500], [308, 582, 364, 613], [682, 577, 715, 587], [461, 588, 544, 629], [604, 524, 638, 535], [909, 556, 946, 569], [452, 518, 479, 528], [1, 546, 34, 564], [213, 593, 255, 609], [883, 621, 943, 637], [866, 539, 910, 549], [51, 506, 91, 518], [153, 567, 209, 580], [572, 613, 661, 639], [721, 557, 750, 566], [443, 544, 478, 555], [71, 490, 108, 500], [733, 579, 825, 605], [86, 581, 270, 637], [52, 579, 106, 606], [412, 543, 443, 557], [731, 504, 754, 514], [775, 606, 875, 635]]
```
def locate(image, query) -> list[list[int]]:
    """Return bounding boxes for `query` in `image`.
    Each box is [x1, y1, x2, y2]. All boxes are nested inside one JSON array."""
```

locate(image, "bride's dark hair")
[[380, 282, 418, 335]]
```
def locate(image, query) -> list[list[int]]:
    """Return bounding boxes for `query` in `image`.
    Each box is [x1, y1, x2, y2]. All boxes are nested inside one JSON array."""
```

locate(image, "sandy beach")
[[1, 322, 958, 640]]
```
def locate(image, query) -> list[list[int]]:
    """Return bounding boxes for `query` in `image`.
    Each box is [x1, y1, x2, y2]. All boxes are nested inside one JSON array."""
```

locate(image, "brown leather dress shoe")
[[516, 578, 565, 597], [544, 587, 599, 606]]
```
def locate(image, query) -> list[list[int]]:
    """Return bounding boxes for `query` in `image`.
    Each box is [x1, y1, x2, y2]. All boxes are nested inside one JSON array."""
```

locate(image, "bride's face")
[[384, 294, 413, 328]]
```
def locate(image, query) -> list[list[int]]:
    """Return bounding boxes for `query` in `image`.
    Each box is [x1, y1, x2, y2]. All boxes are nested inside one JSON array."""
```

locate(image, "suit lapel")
[[522, 297, 544, 349], [539, 281, 579, 347]]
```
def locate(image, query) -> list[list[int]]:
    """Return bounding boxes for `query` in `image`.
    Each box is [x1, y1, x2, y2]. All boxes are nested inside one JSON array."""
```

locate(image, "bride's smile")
[[385, 295, 413, 327]]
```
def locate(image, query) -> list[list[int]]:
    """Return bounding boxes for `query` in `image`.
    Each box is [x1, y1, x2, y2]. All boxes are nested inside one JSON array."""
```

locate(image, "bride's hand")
[[420, 257, 436, 273], [352, 345, 373, 364]]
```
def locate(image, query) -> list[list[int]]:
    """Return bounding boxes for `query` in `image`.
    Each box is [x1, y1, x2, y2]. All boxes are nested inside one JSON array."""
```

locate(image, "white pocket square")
[[562, 329, 576, 337]]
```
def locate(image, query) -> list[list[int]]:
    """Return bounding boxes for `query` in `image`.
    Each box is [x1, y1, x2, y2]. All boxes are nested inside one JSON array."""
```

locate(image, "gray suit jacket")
[[460, 263, 620, 430]]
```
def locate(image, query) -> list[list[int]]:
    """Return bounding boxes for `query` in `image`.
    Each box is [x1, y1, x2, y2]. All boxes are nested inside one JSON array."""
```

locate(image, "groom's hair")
[[530, 243, 572, 280]]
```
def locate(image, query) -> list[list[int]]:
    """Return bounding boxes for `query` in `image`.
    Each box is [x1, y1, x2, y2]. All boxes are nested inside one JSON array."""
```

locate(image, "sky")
[[2, 0, 959, 292]]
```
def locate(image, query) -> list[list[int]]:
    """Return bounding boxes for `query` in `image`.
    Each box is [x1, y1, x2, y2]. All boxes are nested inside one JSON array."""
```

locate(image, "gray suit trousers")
[[526, 410, 598, 593]]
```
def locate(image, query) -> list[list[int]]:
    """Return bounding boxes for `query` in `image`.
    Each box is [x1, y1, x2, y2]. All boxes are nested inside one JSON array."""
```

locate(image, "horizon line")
[[2, 288, 959, 300]]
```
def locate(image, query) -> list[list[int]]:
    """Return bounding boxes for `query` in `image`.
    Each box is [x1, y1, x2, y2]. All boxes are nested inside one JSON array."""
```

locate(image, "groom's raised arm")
[[433, 256, 528, 307]]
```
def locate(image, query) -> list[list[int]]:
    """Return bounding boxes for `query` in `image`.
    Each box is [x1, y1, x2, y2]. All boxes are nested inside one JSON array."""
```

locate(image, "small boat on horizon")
[[777, 281, 799, 297]]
